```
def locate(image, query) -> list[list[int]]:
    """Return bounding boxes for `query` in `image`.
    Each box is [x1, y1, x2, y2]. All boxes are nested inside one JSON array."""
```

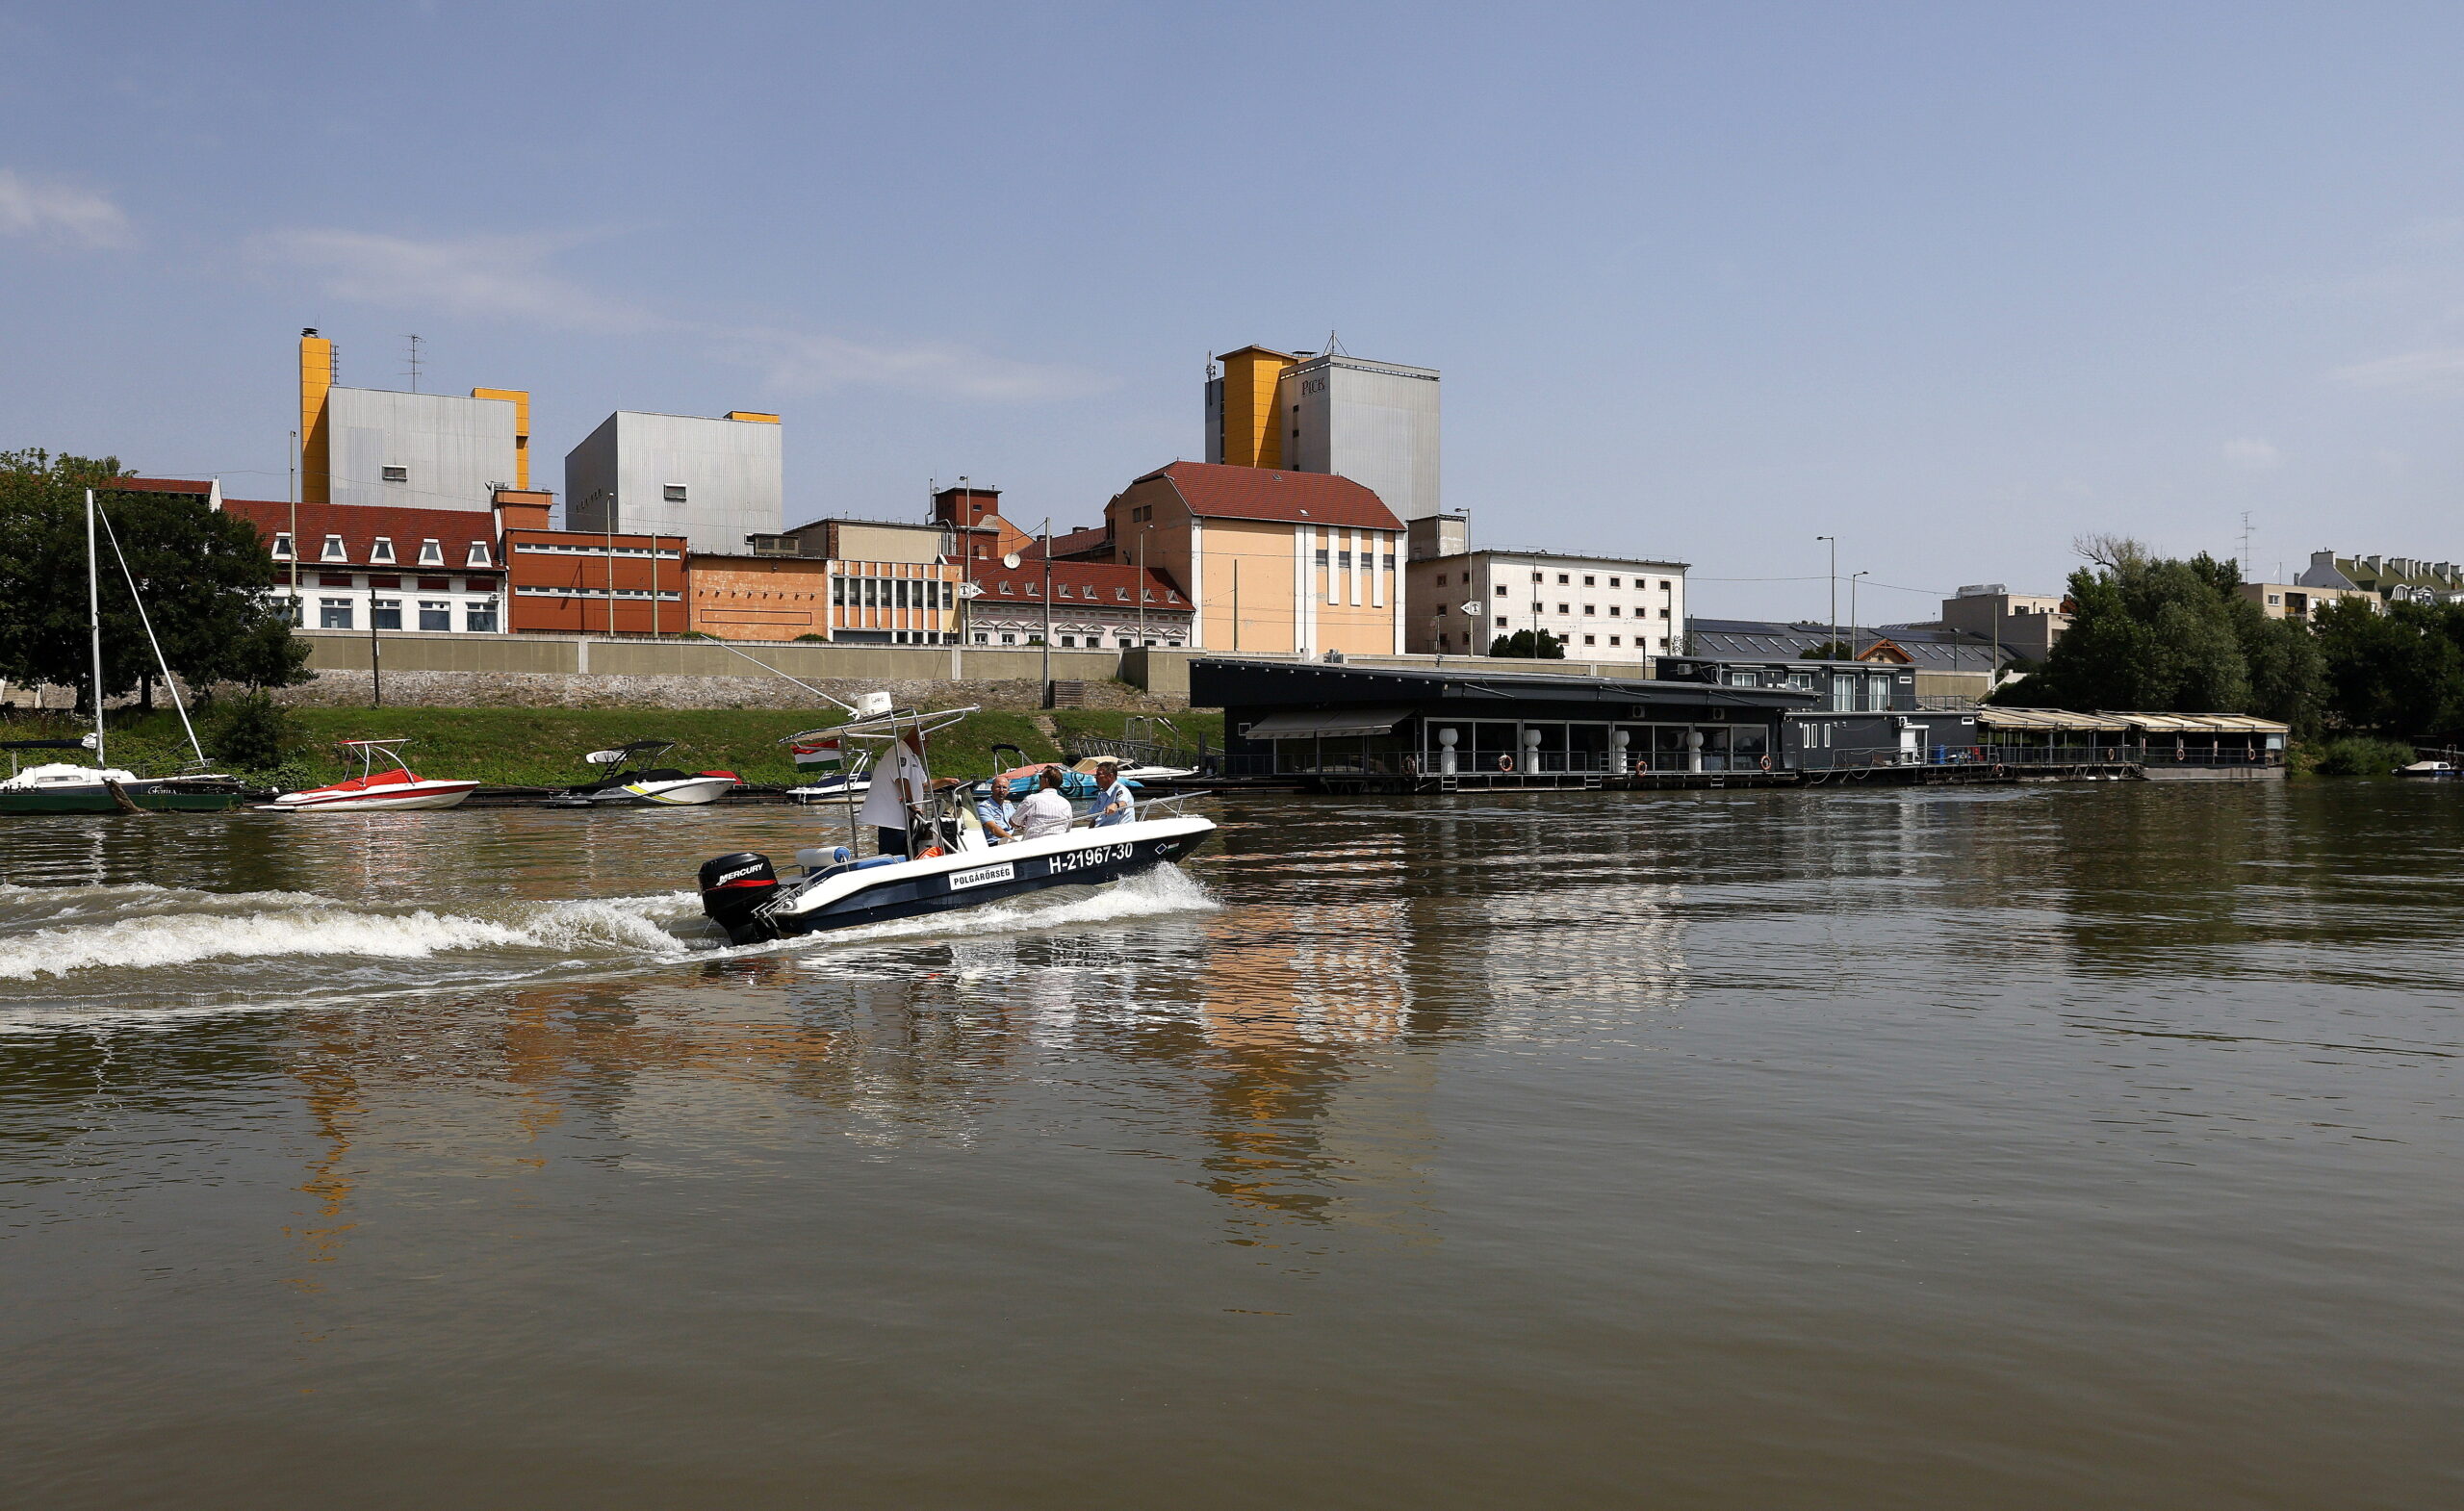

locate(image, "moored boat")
[[2394, 759, 2460, 779], [545, 740, 737, 807], [0, 741, 244, 814], [268, 740, 480, 811]]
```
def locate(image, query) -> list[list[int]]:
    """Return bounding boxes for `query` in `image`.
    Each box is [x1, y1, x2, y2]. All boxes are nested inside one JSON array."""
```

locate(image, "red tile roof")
[[972, 558, 1186, 606], [1134, 460, 1401, 530], [106, 476, 218, 495], [219, 499, 504, 574], [1035, 525, 1112, 560]]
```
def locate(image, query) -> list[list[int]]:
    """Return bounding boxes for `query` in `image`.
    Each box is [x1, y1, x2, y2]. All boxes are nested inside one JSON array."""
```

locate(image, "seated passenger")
[[1091, 760, 1135, 827], [1013, 767, 1073, 840], [976, 774, 1019, 842]]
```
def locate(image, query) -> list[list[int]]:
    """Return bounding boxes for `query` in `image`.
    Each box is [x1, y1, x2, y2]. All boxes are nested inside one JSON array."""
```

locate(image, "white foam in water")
[[0, 890, 707, 982], [805, 862, 1220, 948]]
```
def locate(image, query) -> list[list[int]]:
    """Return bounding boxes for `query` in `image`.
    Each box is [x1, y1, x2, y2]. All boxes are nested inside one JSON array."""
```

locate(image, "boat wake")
[[0, 865, 1219, 1027]]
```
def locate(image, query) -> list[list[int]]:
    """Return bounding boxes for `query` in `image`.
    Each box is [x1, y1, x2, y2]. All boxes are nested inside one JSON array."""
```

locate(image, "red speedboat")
[[267, 740, 481, 812]]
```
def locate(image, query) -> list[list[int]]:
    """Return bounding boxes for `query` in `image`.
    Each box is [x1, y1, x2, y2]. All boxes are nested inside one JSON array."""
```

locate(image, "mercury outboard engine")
[[698, 851, 781, 943]]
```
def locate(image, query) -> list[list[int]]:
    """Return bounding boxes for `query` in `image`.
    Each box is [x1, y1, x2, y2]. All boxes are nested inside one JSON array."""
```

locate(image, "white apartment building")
[[1404, 517, 1686, 662]]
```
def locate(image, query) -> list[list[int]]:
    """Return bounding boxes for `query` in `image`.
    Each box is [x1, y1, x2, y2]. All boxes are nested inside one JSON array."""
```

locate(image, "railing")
[[1074, 735, 1202, 769]]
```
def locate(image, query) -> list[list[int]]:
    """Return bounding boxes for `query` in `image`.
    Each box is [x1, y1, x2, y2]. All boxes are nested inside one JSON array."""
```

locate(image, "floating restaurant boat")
[[698, 698, 1212, 943], [545, 740, 738, 807], [267, 740, 480, 811]]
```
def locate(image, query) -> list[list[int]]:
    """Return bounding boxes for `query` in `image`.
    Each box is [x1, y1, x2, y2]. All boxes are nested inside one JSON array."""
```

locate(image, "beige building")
[[1938, 585, 2070, 660], [688, 553, 960, 643], [2238, 582, 2374, 621], [1086, 461, 1406, 656]]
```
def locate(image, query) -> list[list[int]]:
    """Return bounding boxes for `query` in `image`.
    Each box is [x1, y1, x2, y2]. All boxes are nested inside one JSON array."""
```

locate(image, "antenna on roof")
[[1324, 328, 1348, 357], [403, 334, 424, 394]]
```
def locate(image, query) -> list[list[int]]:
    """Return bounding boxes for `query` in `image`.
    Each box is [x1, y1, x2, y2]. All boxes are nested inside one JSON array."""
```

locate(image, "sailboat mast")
[[86, 489, 105, 764]]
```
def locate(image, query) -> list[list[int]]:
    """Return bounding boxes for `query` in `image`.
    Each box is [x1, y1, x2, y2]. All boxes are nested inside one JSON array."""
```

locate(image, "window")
[[1658, 607, 1671, 619], [2268, 593, 2282, 605], [1729, 672, 1758, 686], [1382, 554, 1397, 572], [1787, 672, 1813, 690], [1582, 604, 1595, 615], [1496, 584, 1507, 597], [321, 535, 347, 562], [972, 632, 988, 645], [1315, 550, 1330, 566], [1583, 634, 1597, 646], [419, 539, 443, 565], [999, 633, 1017, 645], [1059, 634, 1075, 647], [1115, 588, 1129, 602], [1497, 617, 1509, 628], [371, 537, 396, 564], [663, 484, 687, 502], [1609, 576, 1622, 588], [466, 602, 498, 633], [466, 542, 491, 567], [271, 532, 295, 559], [1608, 635, 1621, 647], [418, 601, 450, 632], [1557, 602, 1570, 615], [1530, 572, 1543, 583], [320, 598, 352, 629], [1434, 574, 1446, 587], [381, 465, 408, 483], [1660, 579, 1673, 591], [1608, 605, 1622, 617], [1557, 573, 1570, 584], [1583, 576, 1596, 586], [371, 598, 402, 630]]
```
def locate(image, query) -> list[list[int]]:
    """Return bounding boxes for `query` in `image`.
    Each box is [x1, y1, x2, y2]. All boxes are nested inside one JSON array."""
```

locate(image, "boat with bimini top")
[[544, 740, 737, 807], [697, 695, 1214, 943], [266, 740, 480, 811]]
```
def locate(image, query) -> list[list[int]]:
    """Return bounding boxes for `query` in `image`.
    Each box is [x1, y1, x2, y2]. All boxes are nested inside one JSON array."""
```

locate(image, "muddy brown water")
[[2, 782, 2459, 1509]]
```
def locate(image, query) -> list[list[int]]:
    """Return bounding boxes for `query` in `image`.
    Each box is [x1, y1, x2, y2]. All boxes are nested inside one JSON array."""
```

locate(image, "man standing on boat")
[[976, 774, 1019, 842], [1091, 760, 1135, 828], [1014, 767, 1074, 840]]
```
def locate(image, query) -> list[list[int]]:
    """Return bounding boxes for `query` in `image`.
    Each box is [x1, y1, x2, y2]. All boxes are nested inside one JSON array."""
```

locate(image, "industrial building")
[[1400, 513, 1686, 661], [564, 409, 784, 555], [1205, 343, 1442, 521], [1935, 584, 2071, 660], [296, 329, 530, 511]]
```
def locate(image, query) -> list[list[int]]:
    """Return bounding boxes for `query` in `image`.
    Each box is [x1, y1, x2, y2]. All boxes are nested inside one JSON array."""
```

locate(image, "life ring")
[[1758, 754, 1772, 772], [1497, 755, 1515, 773], [1992, 763, 2006, 779]]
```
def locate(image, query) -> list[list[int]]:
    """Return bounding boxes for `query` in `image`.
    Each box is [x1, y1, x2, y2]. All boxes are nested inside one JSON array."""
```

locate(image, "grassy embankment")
[[4, 704, 1224, 789]]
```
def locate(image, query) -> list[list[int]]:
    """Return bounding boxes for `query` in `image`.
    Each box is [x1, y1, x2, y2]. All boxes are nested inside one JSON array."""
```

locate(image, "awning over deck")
[[1243, 705, 1415, 739], [1974, 707, 2129, 731], [2105, 712, 2291, 734]]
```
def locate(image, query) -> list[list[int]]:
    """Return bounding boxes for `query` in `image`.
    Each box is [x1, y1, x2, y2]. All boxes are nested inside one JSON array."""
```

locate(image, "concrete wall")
[[328, 387, 518, 511]]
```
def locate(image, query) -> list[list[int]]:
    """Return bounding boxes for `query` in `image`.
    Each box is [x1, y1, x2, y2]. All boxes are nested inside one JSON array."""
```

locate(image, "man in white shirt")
[[1091, 760, 1135, 827], [1013, 767, 1074, 840]]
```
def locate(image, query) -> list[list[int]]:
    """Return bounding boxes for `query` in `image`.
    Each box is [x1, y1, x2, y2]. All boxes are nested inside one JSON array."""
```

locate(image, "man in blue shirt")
[[975, 774, 1019, 842], [1091, 760, 1135, 827]]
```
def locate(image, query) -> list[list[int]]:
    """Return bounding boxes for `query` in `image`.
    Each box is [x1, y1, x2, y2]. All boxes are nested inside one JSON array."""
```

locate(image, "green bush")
[[2303, 735, 2421, 777], [208, 690, 298, 771]]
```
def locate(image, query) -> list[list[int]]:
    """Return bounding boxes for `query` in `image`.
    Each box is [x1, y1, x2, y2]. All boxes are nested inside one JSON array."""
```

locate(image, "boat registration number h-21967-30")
[[1046, 842, 1134, 876], [947, 861, 1017, 891]]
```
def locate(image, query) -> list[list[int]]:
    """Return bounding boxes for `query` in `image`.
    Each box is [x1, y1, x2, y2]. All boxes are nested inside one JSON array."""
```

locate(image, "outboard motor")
[[698, 851, 781, 943]]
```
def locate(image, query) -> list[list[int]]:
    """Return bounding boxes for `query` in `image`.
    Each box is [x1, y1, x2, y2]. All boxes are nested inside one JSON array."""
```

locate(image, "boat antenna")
[[86, 489, 105, 765], [95, 498, 209, 768], [695, 635, 860, 714]]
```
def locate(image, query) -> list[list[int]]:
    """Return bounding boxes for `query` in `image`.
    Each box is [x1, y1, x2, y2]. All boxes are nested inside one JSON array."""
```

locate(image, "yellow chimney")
[[472, 387, 532, 489], [298, 329, 335, 504]]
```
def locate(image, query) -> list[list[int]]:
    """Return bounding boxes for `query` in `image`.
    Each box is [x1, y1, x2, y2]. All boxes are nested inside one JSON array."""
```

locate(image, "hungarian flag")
[[789, 734, 843, 768]]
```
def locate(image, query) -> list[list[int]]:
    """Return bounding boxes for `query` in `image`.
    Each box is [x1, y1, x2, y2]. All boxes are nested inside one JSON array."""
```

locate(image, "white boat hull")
[[268, 781, 480, 811]]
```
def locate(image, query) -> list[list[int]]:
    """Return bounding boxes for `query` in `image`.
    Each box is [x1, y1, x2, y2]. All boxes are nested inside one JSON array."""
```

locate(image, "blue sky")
[[7, 2, 2464, 621]]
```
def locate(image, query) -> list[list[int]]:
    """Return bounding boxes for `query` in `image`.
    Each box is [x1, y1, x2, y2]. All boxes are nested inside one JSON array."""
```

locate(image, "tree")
[[0, 449, 309, 708], [1800, 639, 1856, 660], [1993, 540, 2323, 730], [1488, 628, 1566, 659], [2313, 598, 2464, 739]]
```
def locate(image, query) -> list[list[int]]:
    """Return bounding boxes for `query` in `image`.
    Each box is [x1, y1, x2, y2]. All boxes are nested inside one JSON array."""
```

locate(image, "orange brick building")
[[504, 526, 688, 635]]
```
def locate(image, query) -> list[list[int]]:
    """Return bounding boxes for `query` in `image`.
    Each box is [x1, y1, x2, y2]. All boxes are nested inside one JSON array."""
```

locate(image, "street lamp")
[[1850, 570, 1870, 659]]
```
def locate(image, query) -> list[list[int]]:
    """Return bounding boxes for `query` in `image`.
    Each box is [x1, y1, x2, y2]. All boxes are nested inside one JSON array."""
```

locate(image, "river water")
[[1, 782, 2458, 1509]]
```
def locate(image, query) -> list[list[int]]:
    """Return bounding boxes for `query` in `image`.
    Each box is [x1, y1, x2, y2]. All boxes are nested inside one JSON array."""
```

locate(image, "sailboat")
[[0, 489, 242, 814]]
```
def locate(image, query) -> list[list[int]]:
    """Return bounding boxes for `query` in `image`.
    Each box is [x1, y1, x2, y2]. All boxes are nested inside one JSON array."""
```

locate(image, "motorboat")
[[972, 743, 1129, 800], [0, 489, 244, 815], [786, 750, 872, 805], [267, 740, 480, 811], [2394, 759, 2459, 779], [697, 701, 1215, 944], [0, 740, 244, 814], [545, 740, 738, 807]]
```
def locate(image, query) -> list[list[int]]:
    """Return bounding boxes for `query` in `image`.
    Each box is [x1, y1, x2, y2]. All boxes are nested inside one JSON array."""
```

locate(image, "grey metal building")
[[564, 410, 784, 554], [325, 387, 519, 511], [1279, 353, 1442, 521]]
